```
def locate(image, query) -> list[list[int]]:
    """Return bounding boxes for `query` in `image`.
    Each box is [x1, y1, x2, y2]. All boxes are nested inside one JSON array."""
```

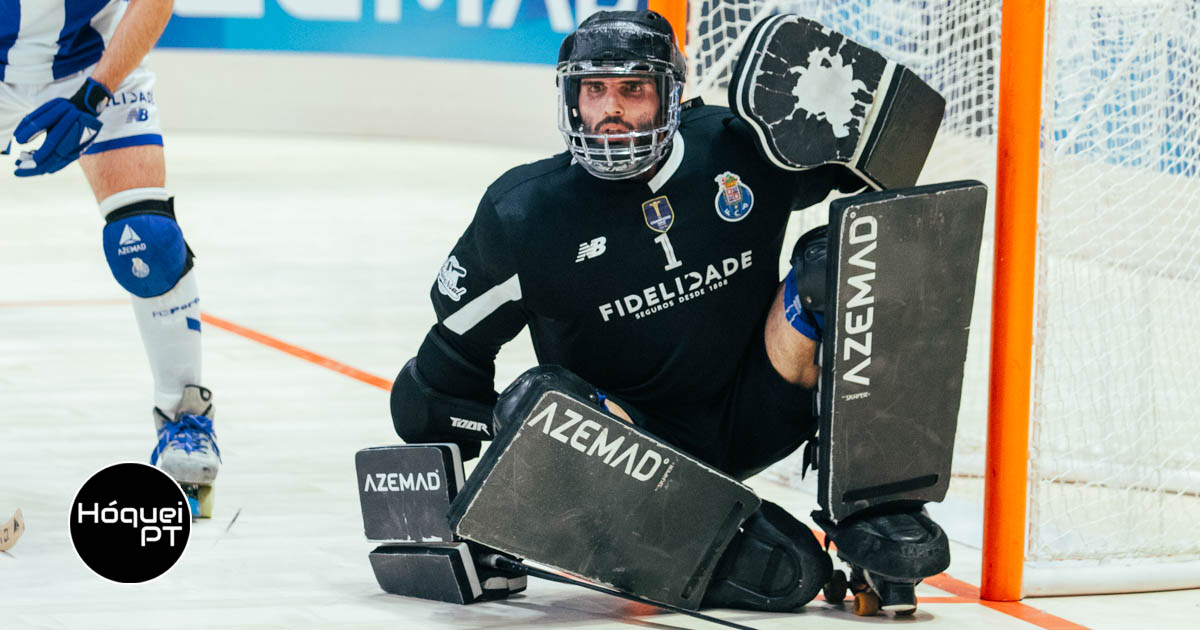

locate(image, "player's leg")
[[756, 225, 941, 614], [80, 144, 164, 201], [761, 222, 948, 614], [76, 67, 218, 518]]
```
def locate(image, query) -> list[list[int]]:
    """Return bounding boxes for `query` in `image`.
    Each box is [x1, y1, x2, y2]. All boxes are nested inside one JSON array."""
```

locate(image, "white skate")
[[151, 385, 220, 518]]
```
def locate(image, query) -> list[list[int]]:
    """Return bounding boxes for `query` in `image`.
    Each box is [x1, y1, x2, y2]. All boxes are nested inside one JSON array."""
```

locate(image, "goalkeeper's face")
[[578, 76, 661, 139]]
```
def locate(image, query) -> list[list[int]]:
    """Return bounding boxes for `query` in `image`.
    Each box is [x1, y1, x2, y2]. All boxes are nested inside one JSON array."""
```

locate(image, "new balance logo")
[[126, 108, 150, 124], [575, 237, 607, 262], [119, 225, 142, 246]]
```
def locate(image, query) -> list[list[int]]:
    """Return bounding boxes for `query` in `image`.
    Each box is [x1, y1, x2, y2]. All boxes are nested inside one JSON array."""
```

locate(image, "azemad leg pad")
[[449, 365, 761, 610]]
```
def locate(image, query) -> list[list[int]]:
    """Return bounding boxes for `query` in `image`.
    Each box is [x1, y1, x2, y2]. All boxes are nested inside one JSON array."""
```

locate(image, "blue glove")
[[13, 77, 112, 177]]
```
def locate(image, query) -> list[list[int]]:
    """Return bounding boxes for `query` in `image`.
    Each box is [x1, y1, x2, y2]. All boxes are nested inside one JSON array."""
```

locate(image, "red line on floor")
[[199, 312, 392, 391], [814, 594, 974, 604], [925, 573, 1091, 629], [0, 298, 126, 308]]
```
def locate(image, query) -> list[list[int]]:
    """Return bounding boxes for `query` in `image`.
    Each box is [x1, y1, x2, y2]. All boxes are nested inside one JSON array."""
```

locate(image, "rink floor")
[[2, 132, 1197, 629]]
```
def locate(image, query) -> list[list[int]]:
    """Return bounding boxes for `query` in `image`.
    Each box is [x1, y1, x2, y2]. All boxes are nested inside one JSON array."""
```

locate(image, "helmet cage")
[[557, 59, 682, 180]]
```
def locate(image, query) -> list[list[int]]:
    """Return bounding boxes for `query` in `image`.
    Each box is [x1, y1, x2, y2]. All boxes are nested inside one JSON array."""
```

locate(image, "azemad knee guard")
[[101, 191, 192, 298]]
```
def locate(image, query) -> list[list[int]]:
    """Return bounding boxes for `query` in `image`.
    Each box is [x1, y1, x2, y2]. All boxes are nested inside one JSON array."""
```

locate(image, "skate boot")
[[151, 385, 220, 519], [702, 501, 832, 612], [814, 506, 949, 616]]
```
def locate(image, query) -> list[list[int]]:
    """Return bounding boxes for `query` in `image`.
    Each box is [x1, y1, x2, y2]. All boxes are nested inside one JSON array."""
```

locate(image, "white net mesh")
[[685, 0, 1200, 585], [1029, 0, 1200, 566]]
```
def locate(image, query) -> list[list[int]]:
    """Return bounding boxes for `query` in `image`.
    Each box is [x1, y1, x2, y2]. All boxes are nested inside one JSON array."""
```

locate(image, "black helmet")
[[558, 11, 686, 81]]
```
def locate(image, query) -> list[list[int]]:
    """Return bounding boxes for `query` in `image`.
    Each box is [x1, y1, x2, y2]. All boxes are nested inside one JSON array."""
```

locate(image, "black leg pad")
[[451, 366, 761, 610]]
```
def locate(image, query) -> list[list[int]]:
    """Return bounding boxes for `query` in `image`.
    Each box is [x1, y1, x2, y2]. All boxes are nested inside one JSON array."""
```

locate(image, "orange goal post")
[[649, 0, 1200, 600]]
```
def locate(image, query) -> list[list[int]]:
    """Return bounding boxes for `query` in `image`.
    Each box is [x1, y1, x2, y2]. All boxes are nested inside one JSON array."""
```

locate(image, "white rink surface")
[[2, 133, 1198, 629]]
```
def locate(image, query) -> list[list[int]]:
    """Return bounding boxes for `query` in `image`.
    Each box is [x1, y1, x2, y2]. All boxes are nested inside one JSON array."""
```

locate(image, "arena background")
[[150, 0, 642, 148]]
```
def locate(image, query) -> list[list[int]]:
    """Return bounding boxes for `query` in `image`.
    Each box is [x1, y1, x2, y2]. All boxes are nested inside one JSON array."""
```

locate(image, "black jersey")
[[425, 101, 862, 425]]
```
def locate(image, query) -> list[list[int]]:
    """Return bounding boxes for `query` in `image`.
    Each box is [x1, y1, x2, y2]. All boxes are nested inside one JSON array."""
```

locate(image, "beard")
[[585, 115, 657, 136], [583, 116, 659, 151]]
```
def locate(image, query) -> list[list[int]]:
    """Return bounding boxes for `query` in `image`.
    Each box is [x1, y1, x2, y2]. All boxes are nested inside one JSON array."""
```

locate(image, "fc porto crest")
[[714, 172, 754, 222], [642, 196, 675, 233]]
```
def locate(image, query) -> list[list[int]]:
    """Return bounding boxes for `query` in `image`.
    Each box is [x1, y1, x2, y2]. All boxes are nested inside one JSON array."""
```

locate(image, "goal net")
[[671, 0, 1200, 596]]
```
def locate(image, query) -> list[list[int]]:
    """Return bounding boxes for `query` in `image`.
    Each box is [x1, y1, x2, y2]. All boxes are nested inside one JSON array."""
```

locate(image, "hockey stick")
[[1, 509, 25, 552], [480, 554, 758, 630]]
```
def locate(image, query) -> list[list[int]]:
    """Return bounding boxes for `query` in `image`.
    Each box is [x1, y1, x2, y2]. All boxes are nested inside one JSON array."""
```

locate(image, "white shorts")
[[0, 64, 163, 157]]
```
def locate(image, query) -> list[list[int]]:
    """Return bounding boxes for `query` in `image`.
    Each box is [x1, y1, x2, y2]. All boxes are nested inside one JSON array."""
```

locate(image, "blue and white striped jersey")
[[1, 0, 126, 84]]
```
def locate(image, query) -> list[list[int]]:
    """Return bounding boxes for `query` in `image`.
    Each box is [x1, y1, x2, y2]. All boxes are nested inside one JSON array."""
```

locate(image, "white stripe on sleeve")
[[443, 274, 522, 335]]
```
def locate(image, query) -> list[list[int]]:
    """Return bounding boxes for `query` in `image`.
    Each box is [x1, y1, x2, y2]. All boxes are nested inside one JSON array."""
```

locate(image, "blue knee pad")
[[102, 198, 192, 298]]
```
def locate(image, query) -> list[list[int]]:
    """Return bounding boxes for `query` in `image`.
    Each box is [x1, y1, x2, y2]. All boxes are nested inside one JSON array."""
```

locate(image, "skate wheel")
[[197, 485, 214, 519], [853, 590, 880, 616], [182, 484, 214, 519], [823, 569, 848, 604]]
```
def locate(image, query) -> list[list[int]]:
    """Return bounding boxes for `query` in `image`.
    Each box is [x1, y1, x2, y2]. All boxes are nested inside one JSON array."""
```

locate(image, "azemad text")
[[527, 400, 669, 483], [842, 215, 877, 387]]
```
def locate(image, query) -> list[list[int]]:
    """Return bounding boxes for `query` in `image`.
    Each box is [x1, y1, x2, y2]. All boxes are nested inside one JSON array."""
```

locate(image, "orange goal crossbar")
[[983, 0, 1047, 602]]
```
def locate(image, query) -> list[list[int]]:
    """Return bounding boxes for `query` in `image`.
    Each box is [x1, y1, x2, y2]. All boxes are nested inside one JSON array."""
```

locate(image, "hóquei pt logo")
[[69, 462, 191, 583]]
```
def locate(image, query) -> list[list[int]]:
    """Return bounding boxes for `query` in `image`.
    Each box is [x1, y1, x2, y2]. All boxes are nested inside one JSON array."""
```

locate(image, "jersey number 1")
[[654, 233, 683, 271]]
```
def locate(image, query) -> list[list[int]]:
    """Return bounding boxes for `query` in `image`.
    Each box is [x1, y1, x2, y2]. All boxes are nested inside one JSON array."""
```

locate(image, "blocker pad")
[[729, 14, 945, 189]]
